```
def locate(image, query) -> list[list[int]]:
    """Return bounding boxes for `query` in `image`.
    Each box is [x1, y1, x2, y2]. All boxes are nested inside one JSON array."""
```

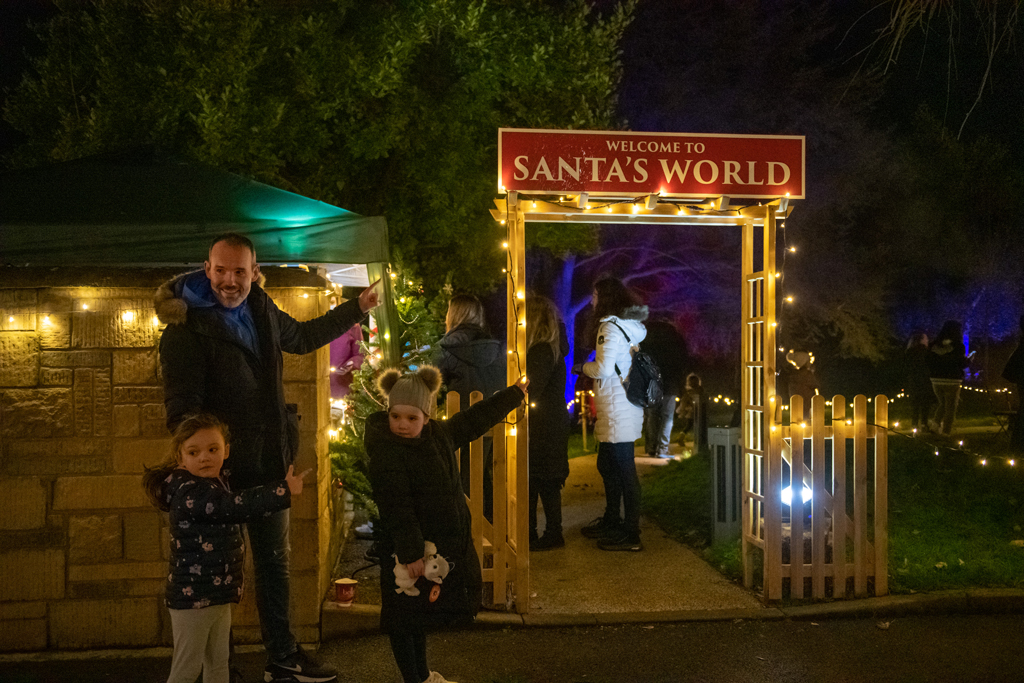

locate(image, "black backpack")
[[609, 321, 663, 408]]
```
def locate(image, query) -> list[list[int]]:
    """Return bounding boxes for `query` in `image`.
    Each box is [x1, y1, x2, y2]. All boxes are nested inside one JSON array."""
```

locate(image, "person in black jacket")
[[435, 294, 505, 517], [155, 233, 379, 683], [639, 318, 688, 457], [142, 413, 305, 683], [926, 320, 970, 436], [525, 296, 571, 550], [366, 365, 527, 683]]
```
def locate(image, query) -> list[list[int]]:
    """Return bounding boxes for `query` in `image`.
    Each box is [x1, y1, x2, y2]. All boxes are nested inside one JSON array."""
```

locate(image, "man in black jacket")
[[156, 233, 379, 683]]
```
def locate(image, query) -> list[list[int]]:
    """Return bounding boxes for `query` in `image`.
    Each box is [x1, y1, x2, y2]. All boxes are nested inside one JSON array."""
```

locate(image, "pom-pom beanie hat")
[[376, 365, 443, 416]]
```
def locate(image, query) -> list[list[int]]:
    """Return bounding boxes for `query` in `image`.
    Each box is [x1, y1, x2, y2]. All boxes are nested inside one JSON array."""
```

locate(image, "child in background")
[[365, 365, 527, 683], [143, 413, 307, 683]]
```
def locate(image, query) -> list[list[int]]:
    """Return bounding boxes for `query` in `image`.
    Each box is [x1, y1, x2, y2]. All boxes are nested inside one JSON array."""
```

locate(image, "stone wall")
[[0, 268, 342, 651]]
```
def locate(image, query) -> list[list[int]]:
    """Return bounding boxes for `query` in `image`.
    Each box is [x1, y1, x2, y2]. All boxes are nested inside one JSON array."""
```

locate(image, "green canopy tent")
[[0, 148, 397, 359]]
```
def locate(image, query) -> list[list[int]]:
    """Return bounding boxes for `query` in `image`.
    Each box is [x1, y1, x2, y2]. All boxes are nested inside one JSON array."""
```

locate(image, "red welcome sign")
[[499, 128, 804, 199]]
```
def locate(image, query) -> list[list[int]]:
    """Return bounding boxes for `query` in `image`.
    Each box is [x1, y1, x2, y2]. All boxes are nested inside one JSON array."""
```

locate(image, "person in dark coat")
[[905, 333, 935, 433], [678, 373, 709, 453], [1001, 315, 1024, 452], [525, 296, 571, 550], [639, 318, 689, 457], [926, 320, 970, 436], [155, 232, 378, 682], [366, 365, 527, 683], [142, 413, 303, 683], [435, 294, 505, 517]]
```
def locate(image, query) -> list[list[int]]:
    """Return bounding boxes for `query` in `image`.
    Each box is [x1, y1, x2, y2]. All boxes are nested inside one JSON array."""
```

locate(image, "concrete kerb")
[[320, 588, 1024, 640]]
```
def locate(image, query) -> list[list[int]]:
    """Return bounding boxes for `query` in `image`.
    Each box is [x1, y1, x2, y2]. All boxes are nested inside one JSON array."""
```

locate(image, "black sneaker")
[[532, 533, 565, 551], [264, 644, 338, 683], [580, 517, 622, 539], [597, 532, 643, 552]]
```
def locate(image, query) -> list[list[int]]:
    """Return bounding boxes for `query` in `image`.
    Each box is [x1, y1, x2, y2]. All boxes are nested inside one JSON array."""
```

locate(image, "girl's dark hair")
[[142, 414, 230, 511], [586, 277, 641, 345]]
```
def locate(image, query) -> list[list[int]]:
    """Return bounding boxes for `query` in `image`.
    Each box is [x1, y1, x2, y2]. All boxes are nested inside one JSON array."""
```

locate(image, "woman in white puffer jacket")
[[574, 277, 648, 551]]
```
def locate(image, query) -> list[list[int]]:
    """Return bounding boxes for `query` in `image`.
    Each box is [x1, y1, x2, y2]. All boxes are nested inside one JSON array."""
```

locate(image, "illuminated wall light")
[[81, 304, 89, 310], [303, 293, 309, 299], [632, 204, 639, 213], [531, 201, 537, 209], [7, 316, 13, 323], [500, 220, 506, 225], [785, 296, 793, 303], [517, 291, 525, 301], [152, 316, 160, 326], [607, 207, 613, 213], [43, 315, 51, 324], [510, 427, 517, 436], [121, 311, 135, 323], [789, 246, 797, 253], [502, 242, 509, 249]]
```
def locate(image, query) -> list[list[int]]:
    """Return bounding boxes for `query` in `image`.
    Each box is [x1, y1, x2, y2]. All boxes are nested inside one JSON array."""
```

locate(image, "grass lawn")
[[641, 416, 1024, 594]]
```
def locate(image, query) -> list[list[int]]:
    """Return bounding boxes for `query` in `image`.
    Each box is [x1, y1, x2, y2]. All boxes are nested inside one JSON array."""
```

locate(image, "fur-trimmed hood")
[[609, 304, 649, 323], [154, 269, 267, 325]]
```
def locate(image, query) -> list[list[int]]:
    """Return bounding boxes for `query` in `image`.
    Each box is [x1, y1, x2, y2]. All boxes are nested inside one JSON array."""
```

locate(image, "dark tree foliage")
[[4, 0, 633, 293]]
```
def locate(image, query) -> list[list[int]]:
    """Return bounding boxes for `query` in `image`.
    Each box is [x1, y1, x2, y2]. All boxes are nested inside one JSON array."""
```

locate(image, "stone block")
[[54, 475, 150, 510], [0, 601, 46, 620], [40, 367, 73, 385], [73, 368, 94, 436], [69, 514, 123, 564], [94, 367, 112, 437], [69, 580, 128, 600], [0, 549, 64, 601], [68, 561, 165, 581], [140, 403, 167, 437], [39, 313, 71, 349], [50, 597, 161, 648], [270, 289, 319, 321], [0, 289, 36, 308], [290, 573, 321, 627], [283, 351, 317, 382], [283, 382, 318, 435], [40, 350, 110, 368], [0, 388, 74, 438], [113, 386, 164, 404], [113, 349, 158, 385], [0, 618, 47, 651], [113, 438, 171, 473], [112, 404, 140, 437], [289, 519, 319, 574], [0, 477, 47, 530], [6, 437, 111, 460], [124, 511, 163, 561], [0, 332, 40, 386], [129, 579, 166, 597]]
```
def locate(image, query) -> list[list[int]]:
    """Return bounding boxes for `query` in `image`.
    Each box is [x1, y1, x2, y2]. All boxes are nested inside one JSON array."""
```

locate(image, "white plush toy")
[[394, 541, 452, 596]]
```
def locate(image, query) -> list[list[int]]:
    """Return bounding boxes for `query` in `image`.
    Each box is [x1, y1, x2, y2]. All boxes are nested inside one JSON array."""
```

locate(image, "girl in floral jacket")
[[143, 413, 306, 683]]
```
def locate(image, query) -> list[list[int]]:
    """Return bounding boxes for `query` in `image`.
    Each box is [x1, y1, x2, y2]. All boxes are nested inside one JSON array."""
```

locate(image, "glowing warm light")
[[502, 242, 509, 249], [303, 293, 309, 299], [389, 272, 397, 279], [785, 296, 793, 303], [789, 246, 796, 253], [384, 332, 390, 340], [510, 427, 517, 436], [7, 316, 13, 323], [43, 315, 51, 324], [81, 304, 89, 310], [152, 316, 160, 326], [981, 459, 987, 466], [330, 366, 337, 372], [517, 290, 525, 301]]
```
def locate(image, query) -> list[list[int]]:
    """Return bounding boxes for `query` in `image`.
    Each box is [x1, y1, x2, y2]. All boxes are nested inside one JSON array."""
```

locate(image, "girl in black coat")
[[525, 296, 570, 550], [366, 365, 528, 683], [927, 320, 970, 435]]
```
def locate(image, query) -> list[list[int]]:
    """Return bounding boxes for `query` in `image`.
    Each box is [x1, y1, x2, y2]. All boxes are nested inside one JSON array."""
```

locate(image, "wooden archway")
[[486, 128, 885, 608]]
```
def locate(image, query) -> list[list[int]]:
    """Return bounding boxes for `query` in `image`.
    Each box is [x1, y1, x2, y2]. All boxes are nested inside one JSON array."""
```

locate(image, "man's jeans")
[[596, 441, 642, 538], [643, 394, 678, 455], [245, 508, 295, 662]]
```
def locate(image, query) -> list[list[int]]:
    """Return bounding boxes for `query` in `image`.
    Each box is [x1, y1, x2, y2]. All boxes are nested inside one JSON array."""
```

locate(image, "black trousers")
[[529, 478, 564, 539], [389, 630, 428, 683]]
